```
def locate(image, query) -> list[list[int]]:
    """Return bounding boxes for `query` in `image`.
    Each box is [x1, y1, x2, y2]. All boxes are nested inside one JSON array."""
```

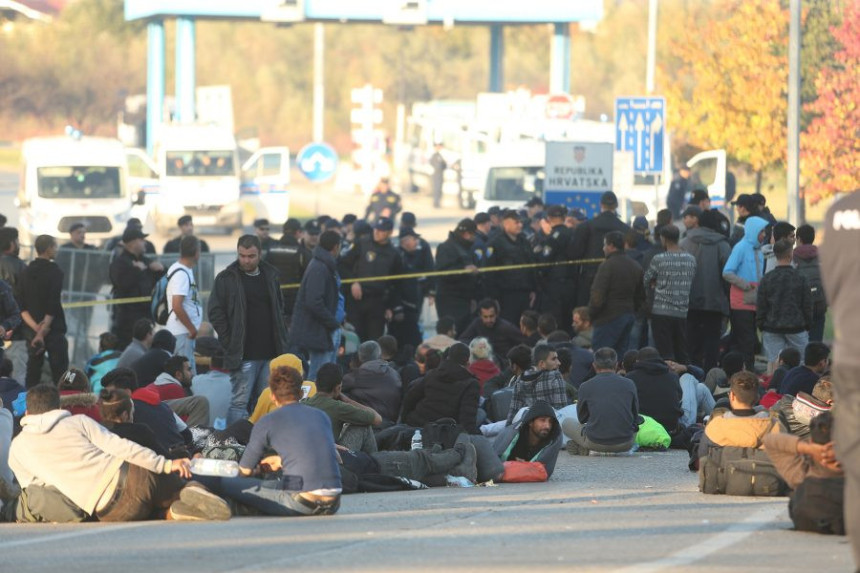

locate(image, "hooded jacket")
[[793, 244, 827, 314], [208, 260, 289, 371], [723, 216, 768, 311], [291, 246, 341, 352], [493, 400, 562, 478], [626, 359, 684, 433], [680, 226, 732, 315], [9, 410, 169, 515], [401, 359, 480, 434], [342, 359, 403, 423], [59, 390, 102, 422], [146, 372, 189, 401]]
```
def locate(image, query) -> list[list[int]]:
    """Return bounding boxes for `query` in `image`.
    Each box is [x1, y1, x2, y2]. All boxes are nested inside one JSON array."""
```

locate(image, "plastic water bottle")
[[411, 430, 423, 450], [189, 458, 239, 477]]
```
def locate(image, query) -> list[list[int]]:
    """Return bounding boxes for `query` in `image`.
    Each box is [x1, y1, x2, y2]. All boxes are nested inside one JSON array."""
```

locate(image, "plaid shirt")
[[506, 369, 569, 424]]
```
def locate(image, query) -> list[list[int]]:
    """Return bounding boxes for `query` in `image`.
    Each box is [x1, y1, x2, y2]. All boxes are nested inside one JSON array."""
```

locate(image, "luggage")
[[789, 477, 845, 535], [699, 445, 787, 496]]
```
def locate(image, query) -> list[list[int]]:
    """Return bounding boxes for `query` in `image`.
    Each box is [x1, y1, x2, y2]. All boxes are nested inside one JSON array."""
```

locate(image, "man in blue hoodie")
[[723, 216, 769, 371]]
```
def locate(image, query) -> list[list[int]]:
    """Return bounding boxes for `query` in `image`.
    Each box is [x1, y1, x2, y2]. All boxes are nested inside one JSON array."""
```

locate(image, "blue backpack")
[[151, 268, 190, 325]]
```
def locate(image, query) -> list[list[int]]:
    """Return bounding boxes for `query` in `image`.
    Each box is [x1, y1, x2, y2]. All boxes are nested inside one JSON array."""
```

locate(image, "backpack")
[[788, 477, 845, 535], [151, 267, 190, 325], [794, 256, 827, 313], [422, 418, 466, 450], [699, 444, 787, 496]]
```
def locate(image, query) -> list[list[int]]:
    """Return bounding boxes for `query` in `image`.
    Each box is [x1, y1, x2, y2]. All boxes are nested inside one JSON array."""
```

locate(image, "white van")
[[474, 141, 546, 214], [18, 135, 142, 246]]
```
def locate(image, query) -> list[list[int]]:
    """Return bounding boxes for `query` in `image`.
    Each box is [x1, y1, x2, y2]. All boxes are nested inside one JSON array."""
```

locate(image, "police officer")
[[253, 218, 276, 258], [390, 227, 433, 348], [299, 219, 322, 262], [266, 218, 308, 327], [435, 219, 480, 335], [487, 209, 537, 325], [539, 205, 577, 334], [472, 212, 493, 267], [364, 178, 403, 226], [339, 217, 403, 342]]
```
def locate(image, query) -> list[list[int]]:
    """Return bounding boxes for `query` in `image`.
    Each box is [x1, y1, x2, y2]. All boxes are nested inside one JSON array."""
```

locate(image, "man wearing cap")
[[487, 206, 503, 238], [56, 223, 100, 363], [689, 188, 730, 238], [106, 219, 156, 258], [109, 227, 164, 349], [565, 208, 587, 230], [266, 219, 309, 329], [253, 219, 276, 258], [488, 210, 537, 325], [339, 217, 403, 342], [729, 194, 760, 247], [299, 219, 322, 263], [631, 216, 653, 253], [525, 197, 544, 219], [667, 166, 691, 220], [539, 205, 576, 333], [569, 191, 631, 307], [365, 178, 403, 224], [392, 227, 434, 348], [435, 219, 481, 335], [472, 213, 493, 267], [399, 212, 433, 258], [163, 216, 210, 254]]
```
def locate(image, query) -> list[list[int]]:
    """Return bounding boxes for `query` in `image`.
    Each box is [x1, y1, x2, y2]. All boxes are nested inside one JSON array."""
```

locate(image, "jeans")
[[679, 373, 716, 427], [219, 476, 340, 517], [228, 360, 270, 424], [173, 333, 197, 376], [307, 329, 341, 382], [592, 313, 635, 357], [762, 330, 809, 365]]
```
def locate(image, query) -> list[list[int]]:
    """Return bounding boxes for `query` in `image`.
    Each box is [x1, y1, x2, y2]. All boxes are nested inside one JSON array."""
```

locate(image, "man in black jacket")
[[402, 342, 480, 434], [209, 235, 289, 424], [109, 227, 164, 349], [487, 210, 536, 325], [340, 217, 403, 342], [163, 215, 210, 254], [435, 219, 480, 335], [569, 191, 631, 306], [266, 218, 308, 328], [539, 205, 577, 334], [391, 227, 433, 348], [19, 235, 68, 388], [291, 231, 343, 380], [625, 347, 684, 435]]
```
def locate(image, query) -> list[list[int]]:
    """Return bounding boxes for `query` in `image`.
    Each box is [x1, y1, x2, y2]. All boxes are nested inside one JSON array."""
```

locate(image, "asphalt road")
[[0, 450, 852, 572]]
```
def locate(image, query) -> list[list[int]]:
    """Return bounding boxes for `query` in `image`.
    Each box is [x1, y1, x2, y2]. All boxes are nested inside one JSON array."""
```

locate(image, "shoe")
[[176, 484, 231, 521], [566, 441, 590, 456], [450, 442, 478, 483]]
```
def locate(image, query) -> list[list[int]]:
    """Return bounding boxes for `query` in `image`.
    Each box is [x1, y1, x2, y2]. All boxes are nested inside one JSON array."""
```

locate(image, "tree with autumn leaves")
[[663, 0, 857, 201], [801, 1, 859, 203]]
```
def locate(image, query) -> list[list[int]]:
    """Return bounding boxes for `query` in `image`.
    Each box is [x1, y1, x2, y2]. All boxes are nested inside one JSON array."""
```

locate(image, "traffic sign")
[[297, 142, 338, 183], [544, 141, 614, 218], [545, 93, 576, 120], [615, 96, 665, 174]]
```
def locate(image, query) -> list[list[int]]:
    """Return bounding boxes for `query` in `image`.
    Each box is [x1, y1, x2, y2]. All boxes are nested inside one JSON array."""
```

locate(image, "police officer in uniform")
[[266, 218, 308, 328], [539, 205, 577, 334], [299, 219, 322, 262], [472, 212, 493, 268], [487, 209, 537, 325], [364, 178, 403, 226], [435, 219, 480, 335], [339, 217, 403, 342], [390, 227, 433, 348]]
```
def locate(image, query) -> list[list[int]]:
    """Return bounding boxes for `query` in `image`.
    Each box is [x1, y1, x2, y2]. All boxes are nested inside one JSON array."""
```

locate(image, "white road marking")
[[0, 522, 147, 549]]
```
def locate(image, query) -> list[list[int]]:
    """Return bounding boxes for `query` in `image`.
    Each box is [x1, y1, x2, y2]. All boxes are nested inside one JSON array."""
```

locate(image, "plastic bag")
[[500, 461, 548, 483]]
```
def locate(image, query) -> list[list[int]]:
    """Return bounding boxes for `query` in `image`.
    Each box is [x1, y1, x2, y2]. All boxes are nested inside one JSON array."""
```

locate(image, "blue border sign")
[[615, 97, 665, 174]]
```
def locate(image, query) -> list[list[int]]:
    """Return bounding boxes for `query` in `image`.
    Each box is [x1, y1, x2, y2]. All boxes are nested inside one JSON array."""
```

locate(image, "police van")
[[17, 132, 144, 246]]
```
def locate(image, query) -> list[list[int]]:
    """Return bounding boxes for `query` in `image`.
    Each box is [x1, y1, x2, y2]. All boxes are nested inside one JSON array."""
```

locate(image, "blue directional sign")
[[615, 97, 665, 174], [297, 142, 338, 183]]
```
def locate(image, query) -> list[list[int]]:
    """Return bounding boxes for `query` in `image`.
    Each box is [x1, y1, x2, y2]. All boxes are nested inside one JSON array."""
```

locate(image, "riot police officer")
[[539, 204, 577, 333], [266, 218, 308, 327], [487, 210, 537, 325]]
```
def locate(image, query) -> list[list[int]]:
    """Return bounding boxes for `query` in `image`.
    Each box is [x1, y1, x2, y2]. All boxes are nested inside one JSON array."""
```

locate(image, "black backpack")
[[422, 418, 466, 450], [789, 477, 845, 535], [794, 256, 827, 313]]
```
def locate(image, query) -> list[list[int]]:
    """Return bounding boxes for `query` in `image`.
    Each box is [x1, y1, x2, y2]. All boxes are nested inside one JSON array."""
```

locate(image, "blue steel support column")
[[488, 24, 504, 93], [175, 17, 196, 124], [550, 23, 571, 93], [146, 20, 165, 156]]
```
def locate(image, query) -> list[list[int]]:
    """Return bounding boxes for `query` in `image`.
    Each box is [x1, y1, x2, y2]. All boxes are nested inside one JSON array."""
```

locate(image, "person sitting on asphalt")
[[401, 343, 481, 435], [504, 344, 569, 425], [341, 341, 403, 424], [57, 368, 101, 423], [519, 310, 541, 347], [770, 377, 834, 439], [493, 399, 562, 478], [116, 318, 154, 369], [99, 388, 170, 457], [458, 298, 525, 358], [248, 354, 317, 424], [777, 342, 830, 396], [562, 348, 640, 456], [625, 348, 684, 436], [698, 371, 783, 460], [217, 366, 342, 517], [144, 355, 211, 428], [85, 332, 123, 394], [130, 329, 176, 387], [8, 383, 230, 522], [304, 363, 382, 454], [190, 349, 232, 429], [467, 337, 501, 395], [425, 315, 458, 352], [571, 307, 593, 350]]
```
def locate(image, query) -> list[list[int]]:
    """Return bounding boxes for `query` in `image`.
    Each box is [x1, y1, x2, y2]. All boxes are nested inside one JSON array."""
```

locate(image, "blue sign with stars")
[[615, 96, 665, 174], [544, 191, 604, 219], [297, 142, 338, 182]]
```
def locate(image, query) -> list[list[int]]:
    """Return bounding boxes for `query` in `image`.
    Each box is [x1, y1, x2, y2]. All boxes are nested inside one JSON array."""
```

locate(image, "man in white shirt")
[[166, 236, 202, 374]]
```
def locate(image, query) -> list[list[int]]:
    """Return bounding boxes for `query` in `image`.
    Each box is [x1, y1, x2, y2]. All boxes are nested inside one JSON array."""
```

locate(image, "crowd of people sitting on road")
[[0, 184, 844, 538]]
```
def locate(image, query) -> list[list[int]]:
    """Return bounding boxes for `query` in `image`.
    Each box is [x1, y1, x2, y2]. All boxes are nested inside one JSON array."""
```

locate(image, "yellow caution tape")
[[61, 257, 605, 309]]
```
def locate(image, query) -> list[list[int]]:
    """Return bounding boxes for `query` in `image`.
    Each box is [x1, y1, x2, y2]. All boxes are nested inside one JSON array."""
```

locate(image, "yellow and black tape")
[[61, 257, 605, 309]]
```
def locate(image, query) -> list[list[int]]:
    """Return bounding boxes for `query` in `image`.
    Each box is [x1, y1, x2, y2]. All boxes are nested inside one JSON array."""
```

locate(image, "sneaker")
[[450, 442, 478, 483], [566, 441, 590, 456], [177, 484, 231, 521]]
